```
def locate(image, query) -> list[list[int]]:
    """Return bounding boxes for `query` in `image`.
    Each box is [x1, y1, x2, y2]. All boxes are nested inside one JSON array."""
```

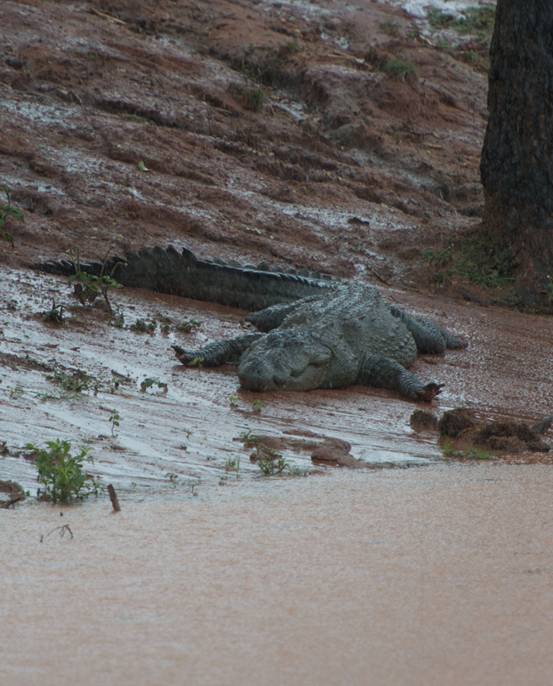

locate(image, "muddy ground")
[[2, 0, 543, 494]]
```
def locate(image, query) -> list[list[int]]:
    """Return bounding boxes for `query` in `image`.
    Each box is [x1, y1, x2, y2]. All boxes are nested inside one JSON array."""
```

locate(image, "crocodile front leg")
[[359, 354, 443, 402], [172, 333, 262, 367], [245, 295, 321, 331], [245, 302, 301, 331]]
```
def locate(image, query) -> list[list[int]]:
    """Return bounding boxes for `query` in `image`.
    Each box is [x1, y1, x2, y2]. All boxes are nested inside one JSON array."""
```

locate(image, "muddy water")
[[3, 464, 553, 686]]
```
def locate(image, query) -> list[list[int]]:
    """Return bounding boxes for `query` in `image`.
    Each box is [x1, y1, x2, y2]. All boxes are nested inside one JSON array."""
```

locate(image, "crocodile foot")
[[172, 345, 197, 365], [416, 382, 444, 403]]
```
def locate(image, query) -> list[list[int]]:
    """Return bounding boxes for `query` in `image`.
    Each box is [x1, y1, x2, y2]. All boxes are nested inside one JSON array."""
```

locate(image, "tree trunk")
[[481, 0, 553, 304]]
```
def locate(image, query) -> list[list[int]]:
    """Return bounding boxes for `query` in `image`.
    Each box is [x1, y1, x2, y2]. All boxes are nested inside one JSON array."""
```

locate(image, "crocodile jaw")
[[237, 332, 332, 392]]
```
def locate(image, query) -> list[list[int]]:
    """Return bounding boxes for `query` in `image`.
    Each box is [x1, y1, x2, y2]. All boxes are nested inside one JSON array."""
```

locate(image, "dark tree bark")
[[481, 0, 553, 304]]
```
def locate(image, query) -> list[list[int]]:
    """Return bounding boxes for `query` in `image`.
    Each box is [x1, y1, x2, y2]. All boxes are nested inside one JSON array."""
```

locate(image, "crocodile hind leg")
[[172, 333, 262, 367], [389, 306, 467, 354], [359, 354, 443, 402]]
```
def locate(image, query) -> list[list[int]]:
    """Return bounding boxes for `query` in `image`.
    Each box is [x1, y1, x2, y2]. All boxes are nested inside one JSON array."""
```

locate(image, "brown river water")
[[3, 465, 553, 686]]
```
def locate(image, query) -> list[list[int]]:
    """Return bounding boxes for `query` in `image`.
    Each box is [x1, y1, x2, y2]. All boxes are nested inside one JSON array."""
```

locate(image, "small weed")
[[465, 447, 492, 460], [442, 440, 493, 461], [427, 6, 495, 46], [282, 39, 301, 56], [0, 187, 23, 246], [381, 58, 416, 80], [243, 87, 265, 112], [68, 252, 122, 313], [379, 21, 402, 38], [441, 440, 461, 458], [188, 356, 204, 368], [460, 49, 479, 64], [546, 278, 553, 304], [257, 454, 289, 476], [239, 430, 260, 448], [140, 377, 168, 394], [237, 43, 300, 88], [137, 160, 149, 172], [427, 8, 456, 30], [176, 319, 202, 334], [423, 245, 454, 269], [27, 439, 100, 503], [110, 310, 125, 328], [42, 300, 65, 325], [250, 444, 290, 476], [228, 394, 240, 409], [130, 318, 156, 334], [8, 384, 24, 399], [48, 367, 99, 395], [251, 399, 266, 414], [423, 234, 515, 290], [224, 456, 241, 474], [108, 409, 121, 437]]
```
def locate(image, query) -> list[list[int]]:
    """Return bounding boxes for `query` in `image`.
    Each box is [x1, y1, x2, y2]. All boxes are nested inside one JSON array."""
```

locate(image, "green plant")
[[441, 440, 492, 461], [42, 300, 65, 325], [8, 384, 24, 399], [130, 318, 156, 333], [140, 377, 168, 394], [137, 160, 149, 172], [257, 452, 289, 476], [48, 367, 99, 395], [0, 187, 23, 246], [224, 456, 241, 474], [465, 446, 492, 460], [423, 234, 515, 290], [176, 319, 202, 334], [243, 86, 265, 112], [239, 430, 260, 448], [228, 394, 240, 408], [27, 439, 100, 503], [110, 310, 125, 328], [379, 21, 401, 38], [109, 409, 121, 436], [68, 252, 122, 313], [251, 399, 266, 414], [381, 58, 416, 80], [427, 6, 495, 45]]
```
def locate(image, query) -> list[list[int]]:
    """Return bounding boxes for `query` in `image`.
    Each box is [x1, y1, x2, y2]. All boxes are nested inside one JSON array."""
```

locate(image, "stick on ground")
[[107, 484, 121, 513]]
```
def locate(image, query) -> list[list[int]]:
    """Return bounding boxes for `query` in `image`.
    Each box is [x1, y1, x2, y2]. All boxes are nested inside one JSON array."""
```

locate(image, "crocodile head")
[[238, 330, 333, 391]]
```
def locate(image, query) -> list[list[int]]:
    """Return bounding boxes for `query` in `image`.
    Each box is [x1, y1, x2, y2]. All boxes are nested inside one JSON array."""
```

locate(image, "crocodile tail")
[[443, 331, 468, 350], [36, 256, 127, 278], [36, 245, 331, 310]]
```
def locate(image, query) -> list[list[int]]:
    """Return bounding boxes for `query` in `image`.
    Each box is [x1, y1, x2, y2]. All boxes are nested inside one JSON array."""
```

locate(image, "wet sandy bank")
[[3, 464, 553, 686]]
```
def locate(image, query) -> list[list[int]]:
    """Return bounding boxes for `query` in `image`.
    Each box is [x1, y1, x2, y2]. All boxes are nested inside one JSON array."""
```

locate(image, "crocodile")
[[38, 245, 467, 401]]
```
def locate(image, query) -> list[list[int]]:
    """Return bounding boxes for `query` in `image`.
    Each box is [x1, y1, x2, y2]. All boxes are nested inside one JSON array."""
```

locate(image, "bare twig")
[[89, 8, 127, 25], [107, 484, 121, 513], [40, 524, 74, 543]]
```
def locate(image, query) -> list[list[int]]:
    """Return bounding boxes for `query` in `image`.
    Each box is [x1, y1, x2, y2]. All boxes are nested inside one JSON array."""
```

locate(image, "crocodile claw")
[[417, 382, 444, 403], [172, 345, 193, 364]]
